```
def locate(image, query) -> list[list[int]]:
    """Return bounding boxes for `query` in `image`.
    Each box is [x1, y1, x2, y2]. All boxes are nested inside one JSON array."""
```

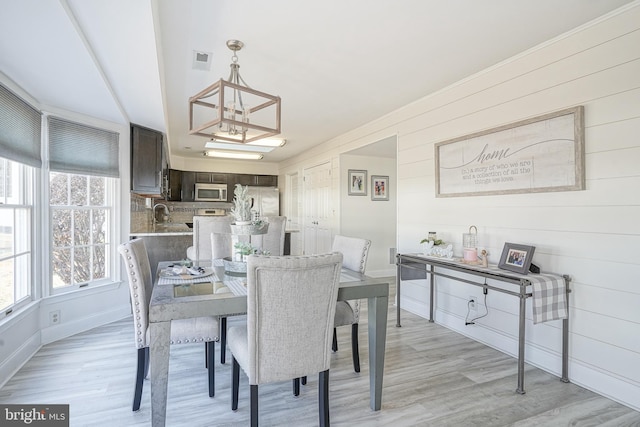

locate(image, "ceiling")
[[0, 0, 633, 164]]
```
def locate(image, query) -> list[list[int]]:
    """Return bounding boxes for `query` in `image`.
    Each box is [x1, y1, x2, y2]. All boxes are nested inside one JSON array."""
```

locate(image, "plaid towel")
[[528, 274, 568, 324]]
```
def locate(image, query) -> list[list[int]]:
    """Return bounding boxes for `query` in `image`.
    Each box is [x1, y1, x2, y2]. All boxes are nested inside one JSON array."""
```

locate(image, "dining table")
[[149, 259, 391, 427]]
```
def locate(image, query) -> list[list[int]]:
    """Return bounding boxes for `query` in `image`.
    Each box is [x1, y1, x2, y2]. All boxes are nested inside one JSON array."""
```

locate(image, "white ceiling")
[[0, 0, 633, 163]]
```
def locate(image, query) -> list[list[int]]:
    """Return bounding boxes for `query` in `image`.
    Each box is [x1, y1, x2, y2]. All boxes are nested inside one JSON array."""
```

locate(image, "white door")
[[303, 162, 332, 255]]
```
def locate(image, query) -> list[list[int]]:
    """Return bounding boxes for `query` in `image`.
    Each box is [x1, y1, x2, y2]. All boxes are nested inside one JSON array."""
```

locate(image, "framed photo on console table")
[[498, 243, 536, 275]]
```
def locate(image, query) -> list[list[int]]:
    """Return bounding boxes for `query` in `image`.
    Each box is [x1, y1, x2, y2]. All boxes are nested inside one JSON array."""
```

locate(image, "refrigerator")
[[246, 186, 280, 219]]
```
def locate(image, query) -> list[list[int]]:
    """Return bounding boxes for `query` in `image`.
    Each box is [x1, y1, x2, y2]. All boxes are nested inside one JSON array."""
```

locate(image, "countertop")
[[130, 223, 193, 237], [130, 223, 300, 237]]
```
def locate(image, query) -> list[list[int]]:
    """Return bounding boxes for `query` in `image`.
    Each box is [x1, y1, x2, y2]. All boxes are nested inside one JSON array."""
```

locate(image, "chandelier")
[[188, 40, 281, 144]]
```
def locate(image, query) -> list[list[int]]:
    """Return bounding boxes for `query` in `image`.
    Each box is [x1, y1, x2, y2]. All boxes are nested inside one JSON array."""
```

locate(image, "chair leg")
[[250, 384, 258, 427], [144, 347, 150, 379], [301, 376, 307, 385], [220, 317, 227, 364], [293, 378, 300, 396], [351, 323, 360, 373], [207, 341, 215, 397], [319, 369, 330, 427], [231, 357, 240, 411], [332, 327, 338, 352], [133, 347, 147, 411]]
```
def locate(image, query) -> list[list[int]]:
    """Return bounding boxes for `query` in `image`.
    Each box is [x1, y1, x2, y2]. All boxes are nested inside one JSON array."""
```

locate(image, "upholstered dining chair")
[[331, 234, 371, 373], [250, 216, 287, 255], [186, 215, 233, 266], [118, 238, 220, 411], [228, 253, 343, 427]]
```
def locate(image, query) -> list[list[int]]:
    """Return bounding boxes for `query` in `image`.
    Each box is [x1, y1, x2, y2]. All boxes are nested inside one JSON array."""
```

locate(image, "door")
[[303, 162, 332, 255], [286, 172, 302, 255]]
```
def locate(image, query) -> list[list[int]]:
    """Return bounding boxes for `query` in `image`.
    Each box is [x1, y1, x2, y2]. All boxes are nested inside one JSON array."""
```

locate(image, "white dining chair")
[[118, 238, 220, 411], [331, 234, 371, 373], [228, 253, 343, 427]]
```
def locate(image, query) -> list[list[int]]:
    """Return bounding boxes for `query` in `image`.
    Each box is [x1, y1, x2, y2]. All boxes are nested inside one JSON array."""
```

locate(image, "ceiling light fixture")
[[205, 140, 275, 153], [189, 40, 281, 144], [203, 150, 264, 160]]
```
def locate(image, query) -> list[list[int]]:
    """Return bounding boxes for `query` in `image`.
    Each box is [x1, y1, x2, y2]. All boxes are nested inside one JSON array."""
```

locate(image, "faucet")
[[152, 203, 169, 229]]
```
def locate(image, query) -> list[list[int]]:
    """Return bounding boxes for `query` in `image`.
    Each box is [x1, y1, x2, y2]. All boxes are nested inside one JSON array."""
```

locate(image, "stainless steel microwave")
[[194, 183, 227, 201]]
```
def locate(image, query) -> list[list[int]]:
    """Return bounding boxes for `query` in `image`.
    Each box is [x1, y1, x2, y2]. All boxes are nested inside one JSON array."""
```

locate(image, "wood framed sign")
[[435, 106, 585, 197]]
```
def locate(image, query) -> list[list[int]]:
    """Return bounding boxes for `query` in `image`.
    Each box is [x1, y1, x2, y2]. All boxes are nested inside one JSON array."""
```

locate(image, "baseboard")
[[0, 331, 40, 390]]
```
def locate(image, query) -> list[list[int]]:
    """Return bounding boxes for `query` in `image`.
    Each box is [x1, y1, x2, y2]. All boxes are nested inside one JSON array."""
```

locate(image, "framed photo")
[[348, 170, 367, 196], [498, 242, 536, 275], [371, 175, 389, 201]]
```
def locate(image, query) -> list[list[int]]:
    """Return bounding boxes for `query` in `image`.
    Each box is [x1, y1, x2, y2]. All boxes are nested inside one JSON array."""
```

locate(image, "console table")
[[396, 253, 570, 394]]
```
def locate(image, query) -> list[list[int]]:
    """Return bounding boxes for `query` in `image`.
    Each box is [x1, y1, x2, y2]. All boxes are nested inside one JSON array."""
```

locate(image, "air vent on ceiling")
[[192, 50, 212, 71]]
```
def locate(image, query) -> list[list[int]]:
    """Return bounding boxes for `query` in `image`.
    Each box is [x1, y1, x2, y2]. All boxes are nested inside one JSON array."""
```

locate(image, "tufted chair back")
[[118, 238, 153, 349], [332, 234, 371, 274], [251, 216, 287, 255]]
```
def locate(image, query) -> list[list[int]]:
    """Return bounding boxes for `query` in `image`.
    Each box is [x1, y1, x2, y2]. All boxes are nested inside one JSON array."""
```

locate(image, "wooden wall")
[[279, 2, 640, 411]]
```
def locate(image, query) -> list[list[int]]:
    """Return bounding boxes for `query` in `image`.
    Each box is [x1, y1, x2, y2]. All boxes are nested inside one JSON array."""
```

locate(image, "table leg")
[[150, 321, 171, 427], [429, 265, 435, 323], [561, 275, 570, 383], [368, 294, 388, 411], [516, 293, 526, 394], [396, 260, 401, 327]]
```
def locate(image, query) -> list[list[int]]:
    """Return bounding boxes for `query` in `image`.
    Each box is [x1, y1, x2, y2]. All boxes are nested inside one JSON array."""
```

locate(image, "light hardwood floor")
[[1, 283, 639, 426]]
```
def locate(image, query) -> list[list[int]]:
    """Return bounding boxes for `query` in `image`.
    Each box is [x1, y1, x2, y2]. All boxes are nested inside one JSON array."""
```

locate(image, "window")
[[0, 158, 33, 314], [49, 172, 115, 290], [48, 117, 119, 293]]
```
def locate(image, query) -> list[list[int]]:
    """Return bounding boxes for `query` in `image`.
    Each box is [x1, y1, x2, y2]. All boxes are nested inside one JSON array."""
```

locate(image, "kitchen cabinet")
[[181, 171, 196, 202], [195, 172, 227, 183], [166, 169, 182, 201], [131, 124, 164, 196], [230, 173, 278, 187]]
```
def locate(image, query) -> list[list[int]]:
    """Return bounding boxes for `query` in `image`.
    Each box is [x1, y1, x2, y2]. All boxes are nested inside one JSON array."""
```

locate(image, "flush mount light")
[[205, 140, 274, 153], [189, 40, 281, 144], [203, 150, 264, 160]]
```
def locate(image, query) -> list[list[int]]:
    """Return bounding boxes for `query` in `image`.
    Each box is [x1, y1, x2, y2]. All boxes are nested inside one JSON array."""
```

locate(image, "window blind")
[[0, 83, 42, 168], [49, 117, 119, 178]]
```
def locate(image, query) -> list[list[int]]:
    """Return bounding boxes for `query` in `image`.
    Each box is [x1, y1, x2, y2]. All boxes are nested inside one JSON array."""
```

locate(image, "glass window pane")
[[15, 208, 30, 254], [52, 209, 72, 247], [49, 172, 69, 206], [0, 209, 13, 258], [92, 209, 106, 244], [70, 175, 88, 206], [15, 253, 30, 300], [93, 245, 105, 280], [89, 176, 105, 206], [73, 246, 91, 284], [0, 258, 14, 311], [52, 248, 71, 288], [73, 210, 90, 246]]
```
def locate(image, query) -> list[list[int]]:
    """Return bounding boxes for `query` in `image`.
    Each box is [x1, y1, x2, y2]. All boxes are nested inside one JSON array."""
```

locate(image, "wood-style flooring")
[[1, 282, 639, 426]]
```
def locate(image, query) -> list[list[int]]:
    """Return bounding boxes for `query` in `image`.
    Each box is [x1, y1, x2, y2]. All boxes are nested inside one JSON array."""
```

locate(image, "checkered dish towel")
[[528, 274, 568, 324]]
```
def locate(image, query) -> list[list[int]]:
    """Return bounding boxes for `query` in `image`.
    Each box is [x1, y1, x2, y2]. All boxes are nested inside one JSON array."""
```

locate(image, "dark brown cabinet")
[[195, 172, 227, 183], [181, 171, 196, 202], [166, 169, 182, 201], [131, 124, 164, 196], [231, 174, 278, 187]]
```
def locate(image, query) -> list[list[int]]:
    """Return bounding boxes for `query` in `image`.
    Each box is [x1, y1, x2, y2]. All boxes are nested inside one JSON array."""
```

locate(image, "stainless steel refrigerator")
[[246, 186, 280, 219]]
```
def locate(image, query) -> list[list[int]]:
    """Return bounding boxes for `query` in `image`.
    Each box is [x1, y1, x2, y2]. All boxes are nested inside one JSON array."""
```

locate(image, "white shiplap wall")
[[279, 2, 640, 411]]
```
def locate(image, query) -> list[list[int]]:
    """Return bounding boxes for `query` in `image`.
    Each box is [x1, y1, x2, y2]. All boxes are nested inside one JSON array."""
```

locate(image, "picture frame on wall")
[[371, 175, 389, 201], [348, 169, 367, 196], [498, 242, 536, 275]]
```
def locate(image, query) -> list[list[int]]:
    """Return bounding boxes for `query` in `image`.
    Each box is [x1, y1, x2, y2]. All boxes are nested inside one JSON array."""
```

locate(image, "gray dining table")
[[149, 260, 390, 427]]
